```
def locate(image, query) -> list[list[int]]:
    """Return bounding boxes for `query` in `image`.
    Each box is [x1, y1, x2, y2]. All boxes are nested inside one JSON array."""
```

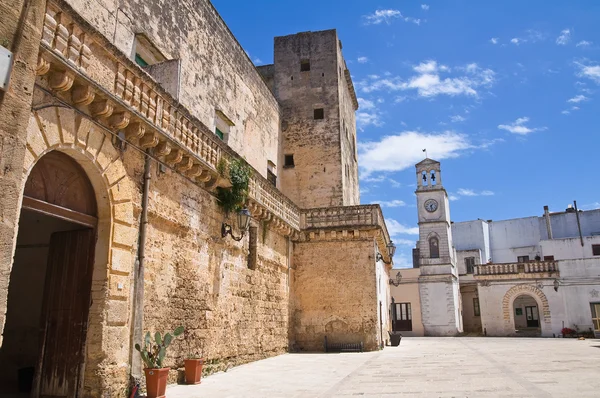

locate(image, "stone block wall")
[[293, 237, 379, 351], [62, 0, 281, 181], [273, 30, 346, 209]]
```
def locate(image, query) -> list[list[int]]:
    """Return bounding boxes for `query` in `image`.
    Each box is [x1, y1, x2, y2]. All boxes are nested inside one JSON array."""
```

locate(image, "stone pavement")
[[167, 337, 600, 397]]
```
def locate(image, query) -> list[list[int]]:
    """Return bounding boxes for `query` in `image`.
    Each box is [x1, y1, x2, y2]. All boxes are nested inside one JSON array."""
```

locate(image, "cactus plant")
[[135, 326, 184, 369]]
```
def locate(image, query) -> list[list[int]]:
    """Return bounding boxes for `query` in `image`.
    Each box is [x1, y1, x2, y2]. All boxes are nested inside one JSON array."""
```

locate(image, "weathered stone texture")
[[293, 237, 379, 351], [271, 30, 359, 208], [63, 0, 280, 181]]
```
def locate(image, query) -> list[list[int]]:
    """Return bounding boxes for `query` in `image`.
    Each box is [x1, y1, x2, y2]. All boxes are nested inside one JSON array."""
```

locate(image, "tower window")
[[300, 59, 310, 72], [465, 257, 475, 274], [592, 245, 600, 256], [267, 160, 277, 186], [429, 237, 439, 259], [215, 110, 234, 143], [314, 108, 324, 120], [284, 154, 295, 168]]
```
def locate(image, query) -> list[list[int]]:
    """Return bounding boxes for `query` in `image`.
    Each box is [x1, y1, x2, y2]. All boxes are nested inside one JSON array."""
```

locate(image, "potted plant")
[[561, 327, 576, 338], [135, 326, 184, 398], [183, 333, 204, 385], [388, 331, 402, 346]]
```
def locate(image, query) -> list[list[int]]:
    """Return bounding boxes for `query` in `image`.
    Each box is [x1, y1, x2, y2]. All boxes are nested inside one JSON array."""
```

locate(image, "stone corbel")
[[139, 131, 159, 149], [165, 149, 183, 166], [108, 112, 131, 130], [125, 122, 145, 141], [49, 70, 75, 92], [176, 157, 194, 173], [89, 99, 114, 118], [155, 141, 172, 157], [72, 85, 95, 106], [36, 55, 50, 76], [186, 164, 203, 178], [196, 169, 212, 183]]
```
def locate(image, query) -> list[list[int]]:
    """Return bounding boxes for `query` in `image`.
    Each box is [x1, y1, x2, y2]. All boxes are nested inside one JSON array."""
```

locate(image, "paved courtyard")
[[167, 337, 600, 397]]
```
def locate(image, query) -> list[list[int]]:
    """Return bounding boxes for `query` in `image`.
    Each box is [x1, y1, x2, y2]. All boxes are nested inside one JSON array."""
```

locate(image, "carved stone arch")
[[502, 284, 551, 329], [426, 232, 440, 259], [18, 106, 137, 394]]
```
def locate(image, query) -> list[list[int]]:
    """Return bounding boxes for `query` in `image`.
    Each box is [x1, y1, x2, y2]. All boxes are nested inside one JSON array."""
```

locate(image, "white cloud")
[[510, 30, 546, 46], [576, 62, 600, 83], [449, 195, 460, 201], [454, 188, 494, 198], [511, 38, 521, 45], [358, 97, 375, 109], [576, 40, 592, 47], [567, 94, 589, 103], [450, 115, 466, 123], [363, 9, 401, 25], [490, 38, 499, 44], [395, 238, 417, 247], [371, 199, 406, 207], [359, 130, 473, 176], [358, 56, 369, 64], [421, 4, 430, 10], [386, 219, 419, 236], [571, 106, 580, 111], [497, 117, 547, 135], [356, 111, 383, 131], [561, 110, 570, 115], [357, 60, 495, 98], [362, 9, 422, 26], [556, 29, 571, 45]]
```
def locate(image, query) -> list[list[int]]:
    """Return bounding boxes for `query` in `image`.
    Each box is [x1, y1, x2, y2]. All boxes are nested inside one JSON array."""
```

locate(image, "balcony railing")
[[474, 261, 559, 276], [301, 205, 391, 242]]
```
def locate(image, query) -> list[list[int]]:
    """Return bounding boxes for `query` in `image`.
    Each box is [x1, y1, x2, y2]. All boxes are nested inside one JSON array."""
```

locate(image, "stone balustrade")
[[302, 205, 391, 243], [36, 0, 302, 234], [474, 261, 559, 277]]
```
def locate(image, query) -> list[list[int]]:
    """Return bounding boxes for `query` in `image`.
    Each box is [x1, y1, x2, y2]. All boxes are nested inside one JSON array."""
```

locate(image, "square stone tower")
[[260, 30, 360, 208], [415, 158, 462, 336]]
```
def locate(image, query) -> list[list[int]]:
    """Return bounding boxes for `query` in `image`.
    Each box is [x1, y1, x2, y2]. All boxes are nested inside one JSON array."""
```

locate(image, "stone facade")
[[0, 0, 393, 396]]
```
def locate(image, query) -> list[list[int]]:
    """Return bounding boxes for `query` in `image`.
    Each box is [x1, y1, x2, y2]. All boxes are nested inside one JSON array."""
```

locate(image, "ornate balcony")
[[37, 0, 301, 234], [474, 261, 559, 278]]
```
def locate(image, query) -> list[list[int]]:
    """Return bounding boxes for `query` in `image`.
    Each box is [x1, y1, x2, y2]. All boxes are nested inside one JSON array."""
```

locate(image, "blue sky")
[[212, 0, 600, 267]]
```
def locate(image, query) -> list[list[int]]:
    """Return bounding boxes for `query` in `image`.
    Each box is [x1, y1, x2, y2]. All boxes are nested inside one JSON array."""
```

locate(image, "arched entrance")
[[512, 294, 541, 336], [0, 151, 97, 396]]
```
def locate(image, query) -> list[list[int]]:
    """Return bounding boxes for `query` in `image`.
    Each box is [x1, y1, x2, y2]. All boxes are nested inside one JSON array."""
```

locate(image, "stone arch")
[[15, 106, 136, 394], [426, 232, 440, 259], [502, 284, 551, 336]]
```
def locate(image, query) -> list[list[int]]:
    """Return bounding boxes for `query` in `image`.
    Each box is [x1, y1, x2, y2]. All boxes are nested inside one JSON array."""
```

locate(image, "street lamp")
[[376, 241, 396, 264], [221, 208, 251, 241]]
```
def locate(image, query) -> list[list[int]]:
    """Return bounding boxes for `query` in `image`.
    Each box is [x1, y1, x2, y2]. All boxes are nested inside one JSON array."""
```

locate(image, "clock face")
[[424, 199, 438, 213]]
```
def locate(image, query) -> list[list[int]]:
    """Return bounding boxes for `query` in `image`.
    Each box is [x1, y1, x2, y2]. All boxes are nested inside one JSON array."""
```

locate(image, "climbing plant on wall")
[[216, 157, 252, 215]]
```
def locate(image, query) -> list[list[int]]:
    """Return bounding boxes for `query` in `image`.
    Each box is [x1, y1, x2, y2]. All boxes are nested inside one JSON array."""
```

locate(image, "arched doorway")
[[512, 294, 541, 336], [0, 151, 97, 396]]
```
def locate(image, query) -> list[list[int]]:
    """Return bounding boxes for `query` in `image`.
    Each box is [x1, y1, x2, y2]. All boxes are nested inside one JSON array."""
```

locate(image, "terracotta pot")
[[144, 368, 169, 398], [184, 358, 204, 385]]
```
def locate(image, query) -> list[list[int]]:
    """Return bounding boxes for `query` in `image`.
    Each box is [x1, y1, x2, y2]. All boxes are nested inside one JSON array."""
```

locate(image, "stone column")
[[0, 0, 47, 343]]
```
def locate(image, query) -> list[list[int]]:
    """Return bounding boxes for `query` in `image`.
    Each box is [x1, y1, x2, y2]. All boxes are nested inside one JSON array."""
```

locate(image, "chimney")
[[544, 205, 553, 240]]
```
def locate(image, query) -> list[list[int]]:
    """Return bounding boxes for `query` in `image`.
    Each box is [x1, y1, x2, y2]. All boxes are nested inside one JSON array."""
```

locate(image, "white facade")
[[389, 158, 600, 338]]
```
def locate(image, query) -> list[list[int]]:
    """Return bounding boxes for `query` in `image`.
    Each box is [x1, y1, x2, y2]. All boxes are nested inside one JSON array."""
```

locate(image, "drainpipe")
[[543, 206, 553, 240], [574, 201, 584, 247], [130, 151, 152, 383]]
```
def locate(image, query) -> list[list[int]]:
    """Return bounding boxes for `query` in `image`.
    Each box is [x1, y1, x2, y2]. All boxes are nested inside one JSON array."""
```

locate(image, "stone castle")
[[0, 0, 393, 396]]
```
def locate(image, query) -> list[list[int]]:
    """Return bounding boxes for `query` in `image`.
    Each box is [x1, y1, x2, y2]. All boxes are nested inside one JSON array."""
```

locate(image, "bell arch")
[[0, 106, 137, 395], [502, 284, 551, 336]]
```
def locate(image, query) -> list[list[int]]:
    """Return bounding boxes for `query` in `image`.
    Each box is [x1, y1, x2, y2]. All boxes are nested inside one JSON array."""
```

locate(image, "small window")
[[284, 154, 295, 168], [543, 255, 555, 261], [593, 245, 600, 256], [133, 34, 166, 67], [267, 161, 276, 186], [135, 53, 149, 67], [473, 298, 480, 317], [429, 237, 439, 259], [465, 257, 475, 274], [517, 255, 530, 263], [215, 110, 234, 142], [314, 108, 324, 120], [300, 59, 310, 72]]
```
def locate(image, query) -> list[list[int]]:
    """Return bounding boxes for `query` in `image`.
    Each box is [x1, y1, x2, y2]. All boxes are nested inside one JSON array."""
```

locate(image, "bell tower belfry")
[[415, 158, 462, 336]]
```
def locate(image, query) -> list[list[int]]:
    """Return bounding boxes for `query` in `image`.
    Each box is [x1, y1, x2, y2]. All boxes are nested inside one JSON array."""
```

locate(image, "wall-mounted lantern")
[[553, 279, 560, 292], [376, 241, 396, 264], [221, 208, 251, 241]]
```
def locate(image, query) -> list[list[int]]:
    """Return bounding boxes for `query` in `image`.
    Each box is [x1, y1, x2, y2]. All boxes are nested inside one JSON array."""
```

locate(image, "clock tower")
[[415, 158, 462, 336]]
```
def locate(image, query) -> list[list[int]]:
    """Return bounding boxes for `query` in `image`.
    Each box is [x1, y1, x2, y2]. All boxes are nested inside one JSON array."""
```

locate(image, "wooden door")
[[393, 303, 413, 332], [525, 306, 539, 328], [35, 229, 95, 398]]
